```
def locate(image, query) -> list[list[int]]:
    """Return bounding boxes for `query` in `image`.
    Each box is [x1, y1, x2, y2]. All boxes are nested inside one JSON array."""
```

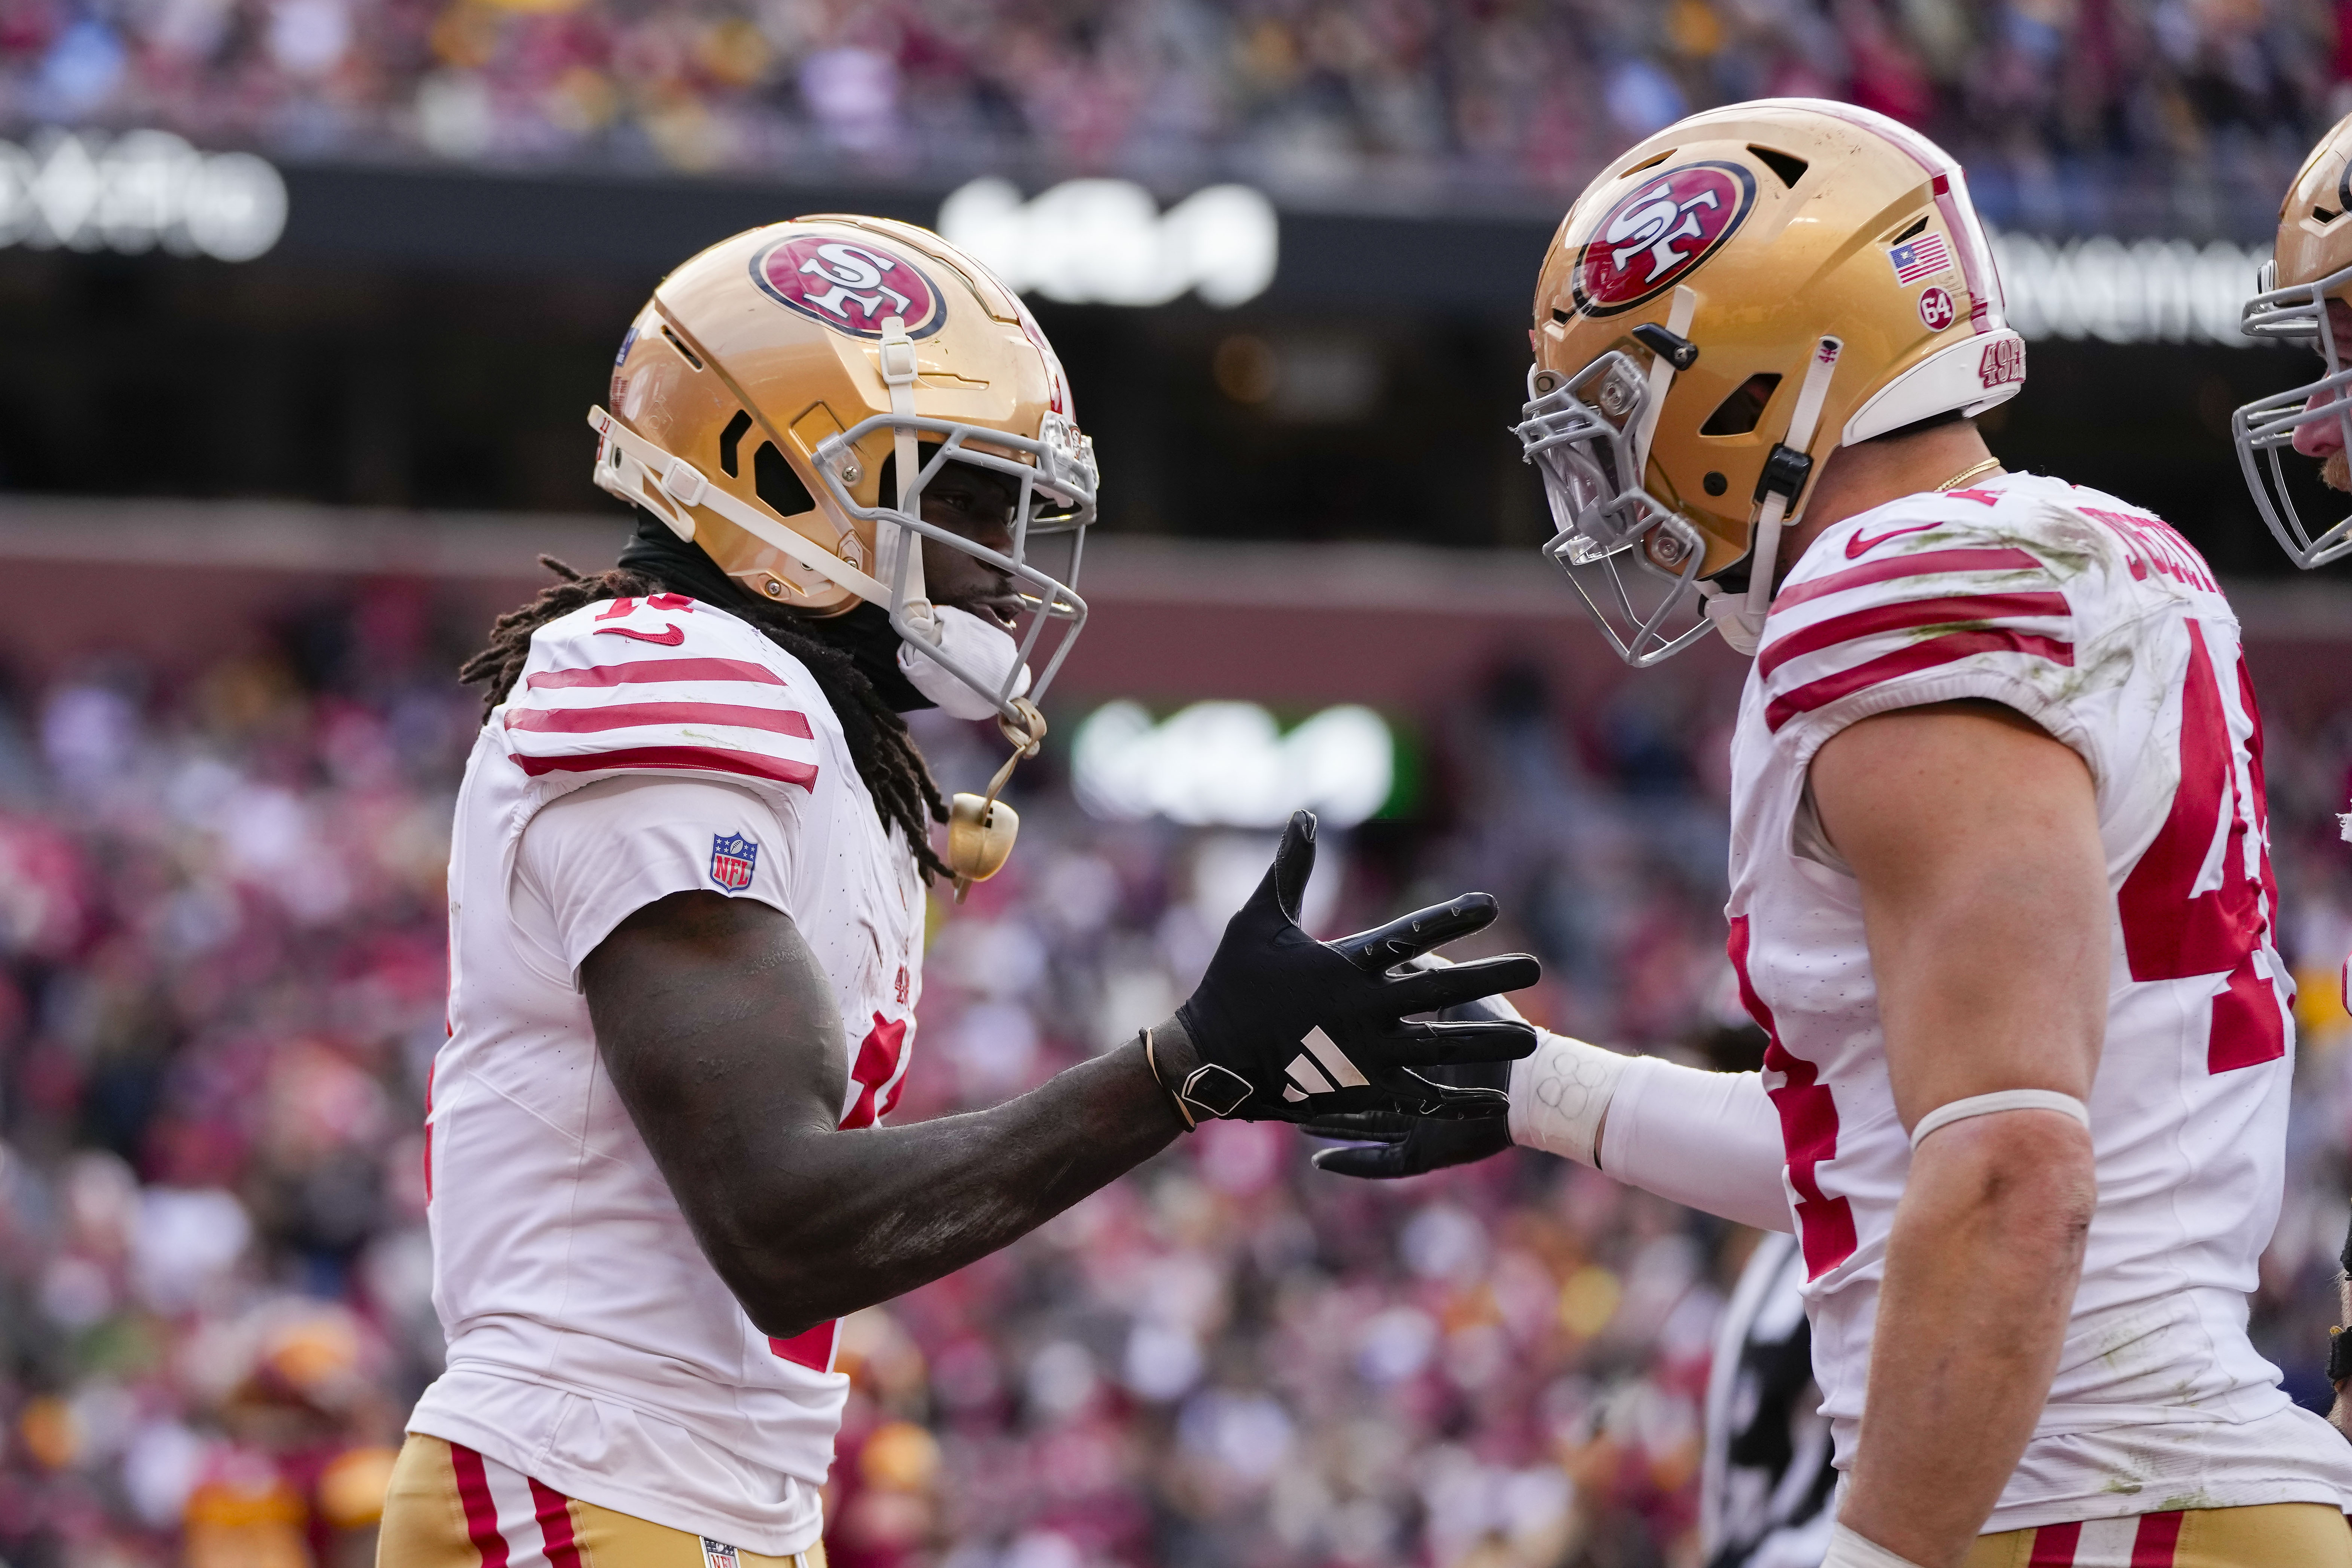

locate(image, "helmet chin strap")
[[866, 316, 1048, 898], [1632, 285, 1699, 477], [876, 316, 931, 630], [1706, 335, 1843, 655]]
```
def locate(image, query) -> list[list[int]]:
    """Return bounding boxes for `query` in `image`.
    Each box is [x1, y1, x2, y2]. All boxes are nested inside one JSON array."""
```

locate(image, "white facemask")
[[897, 603, 1033, 722]]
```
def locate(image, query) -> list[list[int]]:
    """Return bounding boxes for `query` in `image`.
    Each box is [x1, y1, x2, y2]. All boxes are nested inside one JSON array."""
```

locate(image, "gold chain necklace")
[[1936, 456, 2004, 492]]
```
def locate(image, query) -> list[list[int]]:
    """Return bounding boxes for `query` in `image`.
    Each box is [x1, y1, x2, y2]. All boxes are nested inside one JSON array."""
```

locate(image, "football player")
[[374, 215, 1544, 1567], [2230, 112, 2352, 1440], [1313, 100, 2352, 1567]]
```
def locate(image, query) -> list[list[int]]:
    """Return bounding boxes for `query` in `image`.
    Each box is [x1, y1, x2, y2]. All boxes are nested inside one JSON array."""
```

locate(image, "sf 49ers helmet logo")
[[750, 235, 947, 339], [1572, 161, 1757, 318]]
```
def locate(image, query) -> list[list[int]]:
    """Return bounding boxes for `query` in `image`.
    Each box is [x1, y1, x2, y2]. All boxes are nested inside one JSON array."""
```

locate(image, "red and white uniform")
[[1730, 472, 2352, 1530], [408, 592, 925, 1556]]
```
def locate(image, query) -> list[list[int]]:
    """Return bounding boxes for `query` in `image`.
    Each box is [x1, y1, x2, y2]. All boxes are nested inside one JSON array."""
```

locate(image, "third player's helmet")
[[2234, 111, 2352, 569], [1514, 99, 2026, 665], [589, 215, 1097, 721]]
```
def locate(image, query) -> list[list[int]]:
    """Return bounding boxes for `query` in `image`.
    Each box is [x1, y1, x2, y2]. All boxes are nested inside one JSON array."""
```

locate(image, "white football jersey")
[[406, 591, 926, 1556], [1727, 471, 2352, 1531]]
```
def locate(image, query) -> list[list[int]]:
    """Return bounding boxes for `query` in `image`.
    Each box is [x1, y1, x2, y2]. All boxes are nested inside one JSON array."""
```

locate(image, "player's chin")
[[2324, 448, 2352, 495]]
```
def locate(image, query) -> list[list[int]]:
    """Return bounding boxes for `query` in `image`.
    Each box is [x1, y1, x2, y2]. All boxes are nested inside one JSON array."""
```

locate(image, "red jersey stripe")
[[506, 701, 815, 739], [1773, 546, 2045, 613], [512, 745, 818, 790], [1758, 591, 2071, 681], [1730, 916, 1856, 1277], [2130, 1510, 2184, 1567], [2026, 1519, 2081, 1567], [1764, 628, 2075, 732], [528, 1476, 585, 1568], [448, 1442, 510, 1568], [770, 1320, 839, 1372], [525, 658, 788, 692]]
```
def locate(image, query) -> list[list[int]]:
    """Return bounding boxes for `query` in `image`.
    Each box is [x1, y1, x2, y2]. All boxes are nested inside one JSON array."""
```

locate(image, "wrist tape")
[[1823, 1523, 1927, 1568], [1910, 1089, 2088, 1149], [1507, 1029, 1626, 1167]]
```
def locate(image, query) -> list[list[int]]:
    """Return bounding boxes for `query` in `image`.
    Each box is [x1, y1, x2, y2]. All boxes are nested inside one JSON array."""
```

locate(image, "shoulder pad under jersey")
[[1756, 482, 2097, 740], [498, 593, 823, 793]]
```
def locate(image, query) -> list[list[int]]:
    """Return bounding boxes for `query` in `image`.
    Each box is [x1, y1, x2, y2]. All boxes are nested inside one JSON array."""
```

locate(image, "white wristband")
[[1823, 1522, 1927, 1568], [1910, 1088, 2089, 1149], [1507, 1029, 1626, 1167]]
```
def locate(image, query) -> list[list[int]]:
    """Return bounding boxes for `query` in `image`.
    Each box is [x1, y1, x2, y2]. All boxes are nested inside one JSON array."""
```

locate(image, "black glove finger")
[[1310, 1141, 1419, 1179], [1377, 1067, 1514, 1121], [1365, 1017, 1540, 1069], [1417, 1054, 1512, 1091], [1253, 809, 1317, 927], [1382, 954, 1543, 1016], [1298, 1112, 1417, 1141], [1437, 992, 1522, 1025], [1334, 892, 1499, 973]]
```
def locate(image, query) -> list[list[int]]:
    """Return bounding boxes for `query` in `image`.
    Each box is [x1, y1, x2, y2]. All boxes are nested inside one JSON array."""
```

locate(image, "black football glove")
[[1303, 982, 1523, 1177], [1164, 810, 1540, 1124]]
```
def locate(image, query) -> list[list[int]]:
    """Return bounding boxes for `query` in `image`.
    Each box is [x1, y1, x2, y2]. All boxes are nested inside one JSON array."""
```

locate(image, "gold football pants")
[[1960, 1502, 2351, 1567], [377, 1433, 827, 1568]]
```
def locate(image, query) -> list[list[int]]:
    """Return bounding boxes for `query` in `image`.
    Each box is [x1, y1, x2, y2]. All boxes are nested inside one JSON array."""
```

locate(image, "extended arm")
[[1813, 701, 2105, 1568], [1309, 995, 1791, 1232], [585, 889, 1180, 1336], [584, 810, 1540, 1339]]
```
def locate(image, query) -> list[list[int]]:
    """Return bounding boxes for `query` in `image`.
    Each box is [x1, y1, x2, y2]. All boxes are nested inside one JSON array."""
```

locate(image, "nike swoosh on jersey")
[[595, 623, 686, 645], [1843, 521, 1943, 559]]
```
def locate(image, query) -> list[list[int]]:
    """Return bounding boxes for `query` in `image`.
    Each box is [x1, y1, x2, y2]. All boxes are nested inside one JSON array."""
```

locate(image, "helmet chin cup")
[[1701, 583, 1765, 656], [2233, 257, 2352, 570], [946, 792, 1020, 884]]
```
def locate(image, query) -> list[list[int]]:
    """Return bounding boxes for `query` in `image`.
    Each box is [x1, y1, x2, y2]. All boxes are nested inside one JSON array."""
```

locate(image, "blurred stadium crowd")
[[0, 581, 2348, 1568], [3, 0, 2347, 225]]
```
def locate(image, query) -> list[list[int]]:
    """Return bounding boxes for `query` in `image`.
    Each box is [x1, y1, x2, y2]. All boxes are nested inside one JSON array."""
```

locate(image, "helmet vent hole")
[[659, 326, 706, 371], [1888, 216, 1931, 245], [719, 410, 753, 478], [753, 441, 816, 519], [2315, 206, 2342, 226], [1747, 145, 1809, 189], [1620, 147, 1675, 176], [1701, 374, 1783, 437]]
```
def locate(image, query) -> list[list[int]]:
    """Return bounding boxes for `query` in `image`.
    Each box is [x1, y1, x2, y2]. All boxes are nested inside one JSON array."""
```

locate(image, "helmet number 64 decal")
[[1571, 160, 1757, 318]]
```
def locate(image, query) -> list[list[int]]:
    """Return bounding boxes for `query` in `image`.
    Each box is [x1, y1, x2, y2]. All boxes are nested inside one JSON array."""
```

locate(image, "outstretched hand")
[[1160, 811, 1540, 1124], [1303, 981, 1525, 1177]]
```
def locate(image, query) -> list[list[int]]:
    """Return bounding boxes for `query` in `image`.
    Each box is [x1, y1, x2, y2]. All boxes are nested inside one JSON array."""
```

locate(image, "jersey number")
[[2115, 621, 2285, 1074]]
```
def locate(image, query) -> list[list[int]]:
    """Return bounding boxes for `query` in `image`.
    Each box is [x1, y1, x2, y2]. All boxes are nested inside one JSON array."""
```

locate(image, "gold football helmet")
[[589, 214, 1098, 719], [1513, 98, 2026, 664], [2234, 112, 2352, 568]]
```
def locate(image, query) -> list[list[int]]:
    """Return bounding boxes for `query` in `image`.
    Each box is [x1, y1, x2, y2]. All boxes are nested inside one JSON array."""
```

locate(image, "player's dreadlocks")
[[460, 556, 953, 883]]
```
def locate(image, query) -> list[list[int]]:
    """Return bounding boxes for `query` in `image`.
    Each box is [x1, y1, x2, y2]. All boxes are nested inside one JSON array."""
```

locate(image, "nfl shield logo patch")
[[710, 833, 758, 892], [701, 1541, 740, 1568]]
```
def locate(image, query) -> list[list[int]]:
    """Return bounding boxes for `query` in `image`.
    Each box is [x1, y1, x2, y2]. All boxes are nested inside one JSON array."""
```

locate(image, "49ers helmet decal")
[[1572, 162, 1756, 317], [750, 234, 949, 340]]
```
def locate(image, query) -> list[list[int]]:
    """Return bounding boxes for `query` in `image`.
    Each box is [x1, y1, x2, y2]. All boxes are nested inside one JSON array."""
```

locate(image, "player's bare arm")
[[584, 810, 1540, 1338], [1812, 700, 2104, 1568], [583, 891, 1180, 1335]]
